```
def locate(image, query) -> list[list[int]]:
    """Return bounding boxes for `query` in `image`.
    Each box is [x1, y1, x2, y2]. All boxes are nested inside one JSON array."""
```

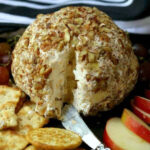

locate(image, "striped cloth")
[[0, 0, 150, 33]]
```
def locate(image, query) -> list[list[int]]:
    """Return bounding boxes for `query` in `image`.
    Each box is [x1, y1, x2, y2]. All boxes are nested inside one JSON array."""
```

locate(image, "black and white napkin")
[[0, 0, 150, 34]]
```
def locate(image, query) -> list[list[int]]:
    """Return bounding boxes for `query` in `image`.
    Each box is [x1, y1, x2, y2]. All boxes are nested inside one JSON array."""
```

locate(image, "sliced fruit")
[[0, 42, 11, 56], [139, 61, 150, 81], [145, 89, 150, 99], [103, 127, 122, 150], [103, 118, 150, 150], [0, 66, 9, 85], [121, 109, 150, 143], [134, 96, 150, 113], [133, 43, 148, 58], [131, 102, 150, 124]]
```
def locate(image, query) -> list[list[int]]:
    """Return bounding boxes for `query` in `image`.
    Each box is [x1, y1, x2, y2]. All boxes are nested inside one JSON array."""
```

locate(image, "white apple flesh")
[[132, 102, 150, 124], [121, 109, 150, 143], [103, 118, 150, 150], [134, 96, 150, 113]]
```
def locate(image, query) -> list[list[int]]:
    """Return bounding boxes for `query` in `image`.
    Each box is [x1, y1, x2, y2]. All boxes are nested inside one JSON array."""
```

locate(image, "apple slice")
[[121, 109, 150, 143], [103, 118, 150, 150], [131, 102, 150, 124], [145, 89, 150, 99], [134, 96, 150, 113]]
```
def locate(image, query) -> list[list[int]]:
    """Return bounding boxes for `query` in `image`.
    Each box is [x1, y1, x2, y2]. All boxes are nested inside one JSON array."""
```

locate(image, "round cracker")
[[26, 128, 82, 150]]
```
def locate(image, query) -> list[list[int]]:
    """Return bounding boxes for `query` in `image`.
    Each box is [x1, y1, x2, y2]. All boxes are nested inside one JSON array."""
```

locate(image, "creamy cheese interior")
[[34, 47, 70, 118]]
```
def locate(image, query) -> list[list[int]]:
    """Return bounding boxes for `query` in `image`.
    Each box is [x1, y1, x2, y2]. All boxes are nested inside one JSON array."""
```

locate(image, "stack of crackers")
[[0, 85, 83, 150]]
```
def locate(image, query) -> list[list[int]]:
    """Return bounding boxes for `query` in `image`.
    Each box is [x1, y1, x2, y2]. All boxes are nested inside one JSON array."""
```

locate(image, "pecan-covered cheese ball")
[[12, 7, 139, 118]]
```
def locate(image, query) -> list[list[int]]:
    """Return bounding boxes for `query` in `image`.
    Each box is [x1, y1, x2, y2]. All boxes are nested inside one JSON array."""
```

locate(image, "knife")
[[62, 104, 110, 150]]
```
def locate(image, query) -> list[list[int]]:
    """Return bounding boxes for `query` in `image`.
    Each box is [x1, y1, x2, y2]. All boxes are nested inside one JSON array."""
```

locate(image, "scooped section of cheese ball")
[[11, 7, 139, 118]]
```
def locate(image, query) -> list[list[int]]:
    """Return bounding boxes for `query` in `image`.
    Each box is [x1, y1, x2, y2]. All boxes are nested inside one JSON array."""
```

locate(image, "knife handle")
[[92, 143, 111, 150]]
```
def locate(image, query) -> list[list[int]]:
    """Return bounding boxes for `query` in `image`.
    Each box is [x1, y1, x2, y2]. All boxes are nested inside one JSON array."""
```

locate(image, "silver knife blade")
[[61, 104, 110, 150]]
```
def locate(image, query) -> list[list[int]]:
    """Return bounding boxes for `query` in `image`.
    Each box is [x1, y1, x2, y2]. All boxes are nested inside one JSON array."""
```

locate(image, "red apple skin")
[[134, 96, 150, 114], [121, 109, 150, 143], [145, 90, 150, 100], [132, 103, 150, 124], [103, 127, 122, 150]]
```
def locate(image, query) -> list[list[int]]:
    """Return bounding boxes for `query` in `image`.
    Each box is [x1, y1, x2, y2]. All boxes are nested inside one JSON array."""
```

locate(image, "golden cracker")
[[0, 86, 21, 104], [0, 130, 28, 150], [0, 86, 22, 130], [24, 145, 44, 150], [75, 148, 87, 150], [26, 128, 82, 150], [0, 102, 17, 130], [15, 91, 27, 113], [24, 145, 37, 150], [16, 101, 49, 135]]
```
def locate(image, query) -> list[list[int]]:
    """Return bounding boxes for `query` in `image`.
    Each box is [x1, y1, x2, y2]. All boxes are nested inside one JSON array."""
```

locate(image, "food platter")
[[0, 19, 150, 150]]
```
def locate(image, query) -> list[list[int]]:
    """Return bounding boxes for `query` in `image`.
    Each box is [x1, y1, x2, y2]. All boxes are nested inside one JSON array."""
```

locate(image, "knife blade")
[[61, 104, 110, 150]]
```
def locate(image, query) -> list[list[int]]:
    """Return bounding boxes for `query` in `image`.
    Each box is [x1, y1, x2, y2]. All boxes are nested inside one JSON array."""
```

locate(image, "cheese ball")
[[12, 7, 139, 118]]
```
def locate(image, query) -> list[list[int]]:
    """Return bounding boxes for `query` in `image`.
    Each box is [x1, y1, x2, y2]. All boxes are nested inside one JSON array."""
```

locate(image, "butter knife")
[[62, 104, 110, 150]]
